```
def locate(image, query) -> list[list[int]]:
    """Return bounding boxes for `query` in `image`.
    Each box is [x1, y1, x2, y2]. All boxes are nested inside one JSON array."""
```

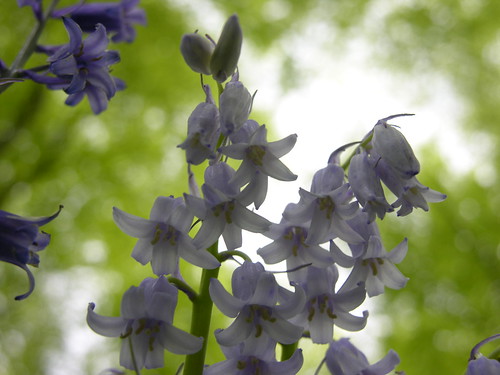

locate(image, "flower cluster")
[[2, 0, 145, 113], [83, 14, 492, 375]]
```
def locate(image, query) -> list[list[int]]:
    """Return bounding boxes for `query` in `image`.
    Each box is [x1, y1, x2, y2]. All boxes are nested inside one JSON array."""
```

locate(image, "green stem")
[[0, 0, 60, 94], [183, 241, 220, 374]]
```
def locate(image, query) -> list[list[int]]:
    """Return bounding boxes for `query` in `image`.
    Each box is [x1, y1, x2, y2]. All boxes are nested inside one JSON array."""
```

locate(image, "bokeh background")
[[0, 0, 499, 374]]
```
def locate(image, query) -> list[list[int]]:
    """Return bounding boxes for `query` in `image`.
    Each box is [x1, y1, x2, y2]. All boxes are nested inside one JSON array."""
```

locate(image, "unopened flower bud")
[[180, 33, 214, 75], [371, 119, 420, 179], [210, 14, 242, 82]]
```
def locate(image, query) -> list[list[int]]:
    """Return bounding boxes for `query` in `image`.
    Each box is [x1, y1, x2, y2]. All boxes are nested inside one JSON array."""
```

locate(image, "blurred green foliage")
[[0, 0, 499, 374]]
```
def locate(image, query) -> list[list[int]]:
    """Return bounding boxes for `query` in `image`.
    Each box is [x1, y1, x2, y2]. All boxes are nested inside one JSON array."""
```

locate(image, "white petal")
[[215, 313, 252, 346], [261, 316, 303, 344]]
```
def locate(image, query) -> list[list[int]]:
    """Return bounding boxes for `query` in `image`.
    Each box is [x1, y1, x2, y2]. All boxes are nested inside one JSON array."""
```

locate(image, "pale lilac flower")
[[25, 18, 123, 114], [209, 261, 305, 352], [374, 158, 446, 216], [178, 85, 220, 165], [348, 151, 393, 222], [284, 164, 362, 245], [0, 206, 61, 300], [219, 79, 252, 136], [220, 124, 297, 208], [204, 340, 303, 375], [292, 265, 367, 344], [257, 216, 333, 283], [337, 235, 408, 297], [325, 338, 400, 375], [113, 196, 219, 275], [184, 163, 271, 250], [87, 277, 203, 370], [55, 0, 146, 43]]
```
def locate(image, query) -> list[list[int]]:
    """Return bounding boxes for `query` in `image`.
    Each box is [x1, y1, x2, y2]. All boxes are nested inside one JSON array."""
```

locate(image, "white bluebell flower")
[[292, 265, 367, 344], [220, 124, 297, 208], [87, 276, 203, 370], [325, 338, 400, 375], [209, 261, 305, 351], [113, 196, 219, 276], [184, 163, 271, 250], [0, 206, 61, 300]]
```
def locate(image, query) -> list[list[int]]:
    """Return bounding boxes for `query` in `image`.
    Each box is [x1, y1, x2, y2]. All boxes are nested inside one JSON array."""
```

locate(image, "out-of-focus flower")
[[87, 277, 203, 370], [25, 18, 123, 114], [113, 196, 220, 276], [325, 338, 400, 375], [210, 14, 242, 83], [0, 206, 61, 300], [466, 357, 500, 375], [17, 0, 42, 20], [55, 0, 146, 43]]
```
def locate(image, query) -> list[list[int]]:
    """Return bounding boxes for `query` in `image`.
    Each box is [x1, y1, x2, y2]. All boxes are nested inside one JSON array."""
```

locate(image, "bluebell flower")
[[466, 357, 500, 375], [55, 0, 146, 43], [325, 338, 400, 375], [220, 124, 297, 209], [204, 340, 303, 375], [0, 206, 61, 300], [335, 235, 409, 297], [283, 164, 362, 245], [25, 18, 123, 114], [87, 276, 203, 370], [178, 85, 220, 165], [291, 265, 367, 344], [370, 115, 420, 179], [113, 196, 220, 276], [348, 151, 393, 222], [184, 163, 271, 250], [209, 261, 305, 352], [180, 32, 215, 75], [219, 79, 252, 136], [257, 216, 333, 284], [17, 0, 42, 20], [210, 14, 243, 83]]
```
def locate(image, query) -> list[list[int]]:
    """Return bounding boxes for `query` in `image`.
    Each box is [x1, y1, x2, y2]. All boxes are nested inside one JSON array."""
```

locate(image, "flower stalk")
[[183, 241, 220, 375]]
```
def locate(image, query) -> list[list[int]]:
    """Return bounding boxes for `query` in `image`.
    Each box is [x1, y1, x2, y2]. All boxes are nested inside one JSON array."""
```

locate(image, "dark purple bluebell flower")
[[17, 0, 42, 20], [0, 206, 61, 300], [26, 17, 123, 114], [55, 0, 146, 43]]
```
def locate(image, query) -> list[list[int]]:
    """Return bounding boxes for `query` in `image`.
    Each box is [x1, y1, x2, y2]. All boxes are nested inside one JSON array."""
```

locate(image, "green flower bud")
[[210, 14, 243, 83], [180, 33, 214, 75]]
